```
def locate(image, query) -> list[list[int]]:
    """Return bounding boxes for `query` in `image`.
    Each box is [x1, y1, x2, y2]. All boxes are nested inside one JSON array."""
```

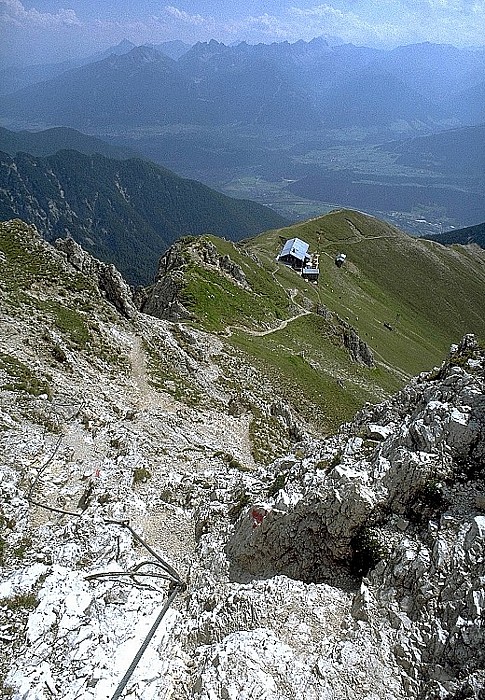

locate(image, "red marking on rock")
[[251, 508, 267, 528]]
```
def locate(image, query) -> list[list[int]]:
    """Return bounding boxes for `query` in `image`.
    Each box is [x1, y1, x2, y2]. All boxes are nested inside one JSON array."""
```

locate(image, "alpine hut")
[[278, 238, 311, 271]]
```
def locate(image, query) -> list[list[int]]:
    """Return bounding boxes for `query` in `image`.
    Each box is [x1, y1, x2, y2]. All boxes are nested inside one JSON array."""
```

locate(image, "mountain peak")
[[113, 39, 136, 52], [122, 45, 165, 64]]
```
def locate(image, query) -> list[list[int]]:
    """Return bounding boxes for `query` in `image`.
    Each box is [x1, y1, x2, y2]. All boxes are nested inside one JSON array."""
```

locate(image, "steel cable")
[[110, 583, 183, 700], [26, 453, 186, 700]]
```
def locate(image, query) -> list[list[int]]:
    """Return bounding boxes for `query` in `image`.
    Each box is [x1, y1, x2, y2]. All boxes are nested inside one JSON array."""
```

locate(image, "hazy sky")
[[1, 0, 484, 64]]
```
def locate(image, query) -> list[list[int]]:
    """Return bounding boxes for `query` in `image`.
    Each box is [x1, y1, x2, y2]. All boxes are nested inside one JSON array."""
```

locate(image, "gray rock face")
[[316, 305, 374, 366], [219, 253, 248, 287], [140, 236, 250, 321], [139, 271, 192, 321], [343, 325, 374, 366], [55, 236, 137, 319]]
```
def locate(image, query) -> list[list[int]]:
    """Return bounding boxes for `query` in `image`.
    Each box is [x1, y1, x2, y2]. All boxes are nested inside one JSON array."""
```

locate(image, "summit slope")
[[0, 219, 484, 700]]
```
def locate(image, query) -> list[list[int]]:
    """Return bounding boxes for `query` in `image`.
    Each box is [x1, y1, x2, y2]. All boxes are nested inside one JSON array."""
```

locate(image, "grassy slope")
[[0, 220, 125, 376], [244, 209, 485, 375], [179, 209, 485, 433]]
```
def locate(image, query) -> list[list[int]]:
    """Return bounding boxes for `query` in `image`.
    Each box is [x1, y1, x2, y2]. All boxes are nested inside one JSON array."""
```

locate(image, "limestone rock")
[[342, 325, 375, 366], [139, 271, 192, 321], [55, 236, 137, 319]]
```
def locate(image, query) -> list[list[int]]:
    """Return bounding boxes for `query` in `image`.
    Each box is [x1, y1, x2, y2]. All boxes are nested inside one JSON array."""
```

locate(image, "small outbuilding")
[[278, 237, 311, 270], [302, 266, 319, 282], [335, 252, 347, 268]]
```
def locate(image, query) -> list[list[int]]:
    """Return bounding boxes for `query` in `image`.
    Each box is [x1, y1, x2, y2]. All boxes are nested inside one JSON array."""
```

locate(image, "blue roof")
[[279, 238, 309, 262]]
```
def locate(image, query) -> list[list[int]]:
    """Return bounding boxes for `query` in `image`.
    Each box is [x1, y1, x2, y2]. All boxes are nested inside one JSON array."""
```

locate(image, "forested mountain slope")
[[0, 148, 287, 284]]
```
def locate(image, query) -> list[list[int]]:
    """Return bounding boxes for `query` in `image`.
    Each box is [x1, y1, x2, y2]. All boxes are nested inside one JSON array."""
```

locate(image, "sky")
[[1, 0, 484, 65]]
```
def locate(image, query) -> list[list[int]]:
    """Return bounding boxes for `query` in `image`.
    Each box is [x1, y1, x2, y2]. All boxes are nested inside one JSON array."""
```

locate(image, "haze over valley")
[[1, 32, 484, 235]]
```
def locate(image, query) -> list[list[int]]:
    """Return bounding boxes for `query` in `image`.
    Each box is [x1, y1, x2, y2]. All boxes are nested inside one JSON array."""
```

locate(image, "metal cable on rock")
[[110, 583, 183, 700], [106, 518, 183, 583], [26, 465, 186, 700]]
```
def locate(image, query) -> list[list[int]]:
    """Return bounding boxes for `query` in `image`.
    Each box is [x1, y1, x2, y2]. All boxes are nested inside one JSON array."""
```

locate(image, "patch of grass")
[[31, 300, 90, 348], [207, 235, 292, 307], [133, 467, 152, 484], [214, 451, 251, 471], [0, 220, 92, 296], [249, 409, 291, 465], [0, 352, 51, 397], [52, 304, 90, 347], [2, 592, 39, 611], [245, 210, 485, 379], [267, 472, 287, 498], [12, 537, 32, 559], [181, 263, 289, 334], [316, 451, 342, 472]]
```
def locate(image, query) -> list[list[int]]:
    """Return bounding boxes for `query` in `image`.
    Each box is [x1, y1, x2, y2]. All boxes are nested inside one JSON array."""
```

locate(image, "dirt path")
[[130, 335, 153, 402], [225, 309, 311, 338], [373, 351, 412, 382], [129, 334, 178, 413]]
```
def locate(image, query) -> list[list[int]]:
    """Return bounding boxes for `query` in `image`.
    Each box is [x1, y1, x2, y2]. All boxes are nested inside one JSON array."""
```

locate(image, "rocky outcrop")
[[139, 236, 250, 321], [316, 305, 374, 366], [138, 271, 192, 321], [342, 325, 375, 366], [220, 335, 485, 698], [55, 236, 137, 319]]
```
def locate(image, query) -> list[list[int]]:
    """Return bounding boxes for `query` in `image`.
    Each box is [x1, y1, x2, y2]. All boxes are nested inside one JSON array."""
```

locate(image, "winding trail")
[[129, 334, 177, 413], [224, 309, 311, 338]]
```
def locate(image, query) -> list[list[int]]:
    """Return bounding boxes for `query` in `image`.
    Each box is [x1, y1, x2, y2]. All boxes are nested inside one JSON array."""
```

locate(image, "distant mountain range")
[[0, 39, 192, 95], [424, 221, 485, 248], [0, 126, 137, 160], [2, 39, 484, 130], [1, 39, 484, 236], [0, 148, 287, 284]]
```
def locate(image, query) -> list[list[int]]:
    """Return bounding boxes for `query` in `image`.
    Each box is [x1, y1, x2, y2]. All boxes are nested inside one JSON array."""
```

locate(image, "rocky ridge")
[[139, 237, 250, 322], [0, 220, 484, 699]]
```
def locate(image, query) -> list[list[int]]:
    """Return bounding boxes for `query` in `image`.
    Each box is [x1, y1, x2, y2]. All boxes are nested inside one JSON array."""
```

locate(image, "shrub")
[[133, 467, 152, 484], [2, 592, 38, 611], [228, 492, 250, 523], [350, 526, 387, 576]]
